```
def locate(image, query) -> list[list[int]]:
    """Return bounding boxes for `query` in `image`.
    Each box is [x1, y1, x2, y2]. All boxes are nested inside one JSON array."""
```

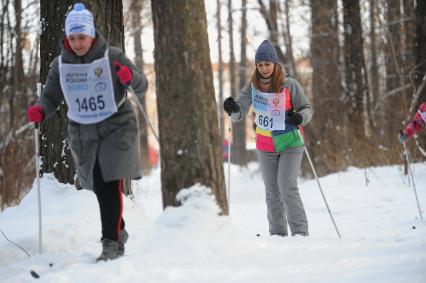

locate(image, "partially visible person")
[[399, 102, 426, 143]]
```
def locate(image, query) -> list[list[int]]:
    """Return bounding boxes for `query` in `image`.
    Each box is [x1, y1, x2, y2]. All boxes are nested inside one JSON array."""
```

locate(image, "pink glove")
[[27, 105, 45, 123], [113, 61, 132, 85]]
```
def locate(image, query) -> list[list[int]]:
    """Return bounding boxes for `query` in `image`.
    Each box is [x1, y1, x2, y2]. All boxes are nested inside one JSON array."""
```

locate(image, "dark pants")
[[93, 159, 125, 241]]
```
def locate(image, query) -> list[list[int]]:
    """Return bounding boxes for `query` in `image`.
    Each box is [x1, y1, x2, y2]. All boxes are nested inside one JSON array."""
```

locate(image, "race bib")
[[251, 86, 285, 131], [59, 48, 117, 124]]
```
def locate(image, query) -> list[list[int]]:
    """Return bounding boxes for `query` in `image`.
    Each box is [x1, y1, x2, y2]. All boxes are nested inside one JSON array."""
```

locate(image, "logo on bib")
[[95, 82, 107, 91], [94, 67, 103, 78], [271, 110, 281, 116], [272, 97, 280, 107]]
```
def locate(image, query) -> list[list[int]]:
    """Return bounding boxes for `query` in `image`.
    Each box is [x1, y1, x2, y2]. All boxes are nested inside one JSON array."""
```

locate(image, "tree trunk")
[[280, 0, 296, 77], [402, 0, 415, 76], [151, 0, 228, 214], [369, 0, 379, 129], [40, 0, 76, 184], [342, 0, 368, 140], [228, 0, 246, 165], [40, 0, 124, 184], [233, 0, 248, 165], [240, 0, 248, 91], [269, 0, 278, 44], [0, 0, 34, 209], [12, 0, 24, 128], [384, 0, 408, 142], [216, 0, 225, 152], [309, 0, 345, 175], [130, 0, 152, 174]]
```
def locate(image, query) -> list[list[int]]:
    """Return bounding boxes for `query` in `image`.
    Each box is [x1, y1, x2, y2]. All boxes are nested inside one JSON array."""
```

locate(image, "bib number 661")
[[258, 114, 273, 128]]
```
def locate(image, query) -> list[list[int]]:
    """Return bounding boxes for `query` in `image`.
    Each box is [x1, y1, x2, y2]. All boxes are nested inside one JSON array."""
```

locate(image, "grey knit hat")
[[255, 40, 280, 64]]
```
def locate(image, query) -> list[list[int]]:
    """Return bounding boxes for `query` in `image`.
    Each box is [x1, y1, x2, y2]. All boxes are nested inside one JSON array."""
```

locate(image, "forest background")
[[0, 0, 425, 212]]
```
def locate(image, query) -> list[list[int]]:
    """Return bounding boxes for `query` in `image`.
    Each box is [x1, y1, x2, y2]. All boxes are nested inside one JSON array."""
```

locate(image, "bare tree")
[[1, 0, 39, 209], [231, 0, 249, 165], [151, 0, 228, 214], [239, 0, 248, 91], [342, 0, 368, 138], [129, 0, 152, 174], [308, 0, 346, 175], [368, 0, 380, 129], [280, 0, 296, 77], [402, 0, 415, 76], [216, 0, 225, 150], [227, 0, 246, 165]]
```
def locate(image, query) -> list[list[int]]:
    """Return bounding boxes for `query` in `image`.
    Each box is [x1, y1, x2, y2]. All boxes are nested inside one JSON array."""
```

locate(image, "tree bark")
[[12, 0, 24, 127], [151, 0, 228, 214], [368, 0, 379, 129], [216, 0, 225, 152], [309, 0, 345, 175], [233, 0, 248, 165], [130, 0, 152, 174], [280, 0, 296, 77], [342, 0, 368, 138], [229, 0, 246, 165], [402, 0, 415, 76], [40, 0, 76, 184], [381, 0, 412, 158]]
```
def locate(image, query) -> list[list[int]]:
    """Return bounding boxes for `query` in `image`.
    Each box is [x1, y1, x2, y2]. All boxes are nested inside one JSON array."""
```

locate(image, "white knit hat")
[[65, 3, 96, 38]]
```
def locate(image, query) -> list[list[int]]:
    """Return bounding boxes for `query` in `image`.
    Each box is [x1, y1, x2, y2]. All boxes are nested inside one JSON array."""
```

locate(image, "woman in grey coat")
[[223, 40, 313, 237], [27, 3, 148, 261]]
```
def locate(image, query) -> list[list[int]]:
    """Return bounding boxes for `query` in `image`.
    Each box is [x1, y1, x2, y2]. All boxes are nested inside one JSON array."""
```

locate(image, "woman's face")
[[67, 34, 94, 56], [256, 61, 274, 79]]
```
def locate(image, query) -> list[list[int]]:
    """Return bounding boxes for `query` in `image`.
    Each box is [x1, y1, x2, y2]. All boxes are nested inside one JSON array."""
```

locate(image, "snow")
[[0, 162, 425, 283]]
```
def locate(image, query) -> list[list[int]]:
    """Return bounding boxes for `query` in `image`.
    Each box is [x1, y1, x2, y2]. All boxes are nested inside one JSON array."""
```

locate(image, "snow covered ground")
[[0, 162, 425, 283]]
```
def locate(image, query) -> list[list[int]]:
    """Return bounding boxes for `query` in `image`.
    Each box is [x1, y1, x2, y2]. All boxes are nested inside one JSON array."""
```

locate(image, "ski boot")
[[96, 239, 124, 262]]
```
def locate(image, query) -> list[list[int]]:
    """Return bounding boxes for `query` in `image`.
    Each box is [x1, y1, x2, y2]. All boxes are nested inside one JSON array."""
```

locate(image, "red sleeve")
[[403, 102, 426, 137]]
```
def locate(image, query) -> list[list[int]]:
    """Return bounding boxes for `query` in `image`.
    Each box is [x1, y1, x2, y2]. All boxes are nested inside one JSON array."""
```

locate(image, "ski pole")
[[34, 123, 43, 253], [297, 129, 342, 239], [402, 141, 423, 221], [227, 119, 232, 214], [126, 85, 160, 144]]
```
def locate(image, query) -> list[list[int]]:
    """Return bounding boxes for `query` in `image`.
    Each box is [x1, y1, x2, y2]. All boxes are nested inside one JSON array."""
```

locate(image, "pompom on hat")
[[65, 3, 96, 38], [255, 40, 280, 64]]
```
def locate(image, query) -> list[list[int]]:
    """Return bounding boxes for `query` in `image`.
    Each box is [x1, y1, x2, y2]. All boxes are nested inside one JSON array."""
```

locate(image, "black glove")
[[287, 111, 303, 127], [223, 97, 240, 115], [398, 130, 408, 143]]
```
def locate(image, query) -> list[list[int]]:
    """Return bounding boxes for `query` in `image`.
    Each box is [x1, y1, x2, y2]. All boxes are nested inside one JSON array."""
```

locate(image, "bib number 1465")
[[75, 95, 105, 112], [258, 114, 273, 128]]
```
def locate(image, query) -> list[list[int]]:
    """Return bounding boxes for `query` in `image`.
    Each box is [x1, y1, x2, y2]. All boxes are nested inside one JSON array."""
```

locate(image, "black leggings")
[[93, 159, 125, 241]]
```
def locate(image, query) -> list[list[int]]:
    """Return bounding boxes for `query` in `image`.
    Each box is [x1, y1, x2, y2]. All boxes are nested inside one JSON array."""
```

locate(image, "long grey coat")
[[36, 33, 148, 191]]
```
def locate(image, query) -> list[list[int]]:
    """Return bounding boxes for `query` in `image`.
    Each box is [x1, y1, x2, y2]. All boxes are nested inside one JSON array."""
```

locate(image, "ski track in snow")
[[0, 163, 425, 283]]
